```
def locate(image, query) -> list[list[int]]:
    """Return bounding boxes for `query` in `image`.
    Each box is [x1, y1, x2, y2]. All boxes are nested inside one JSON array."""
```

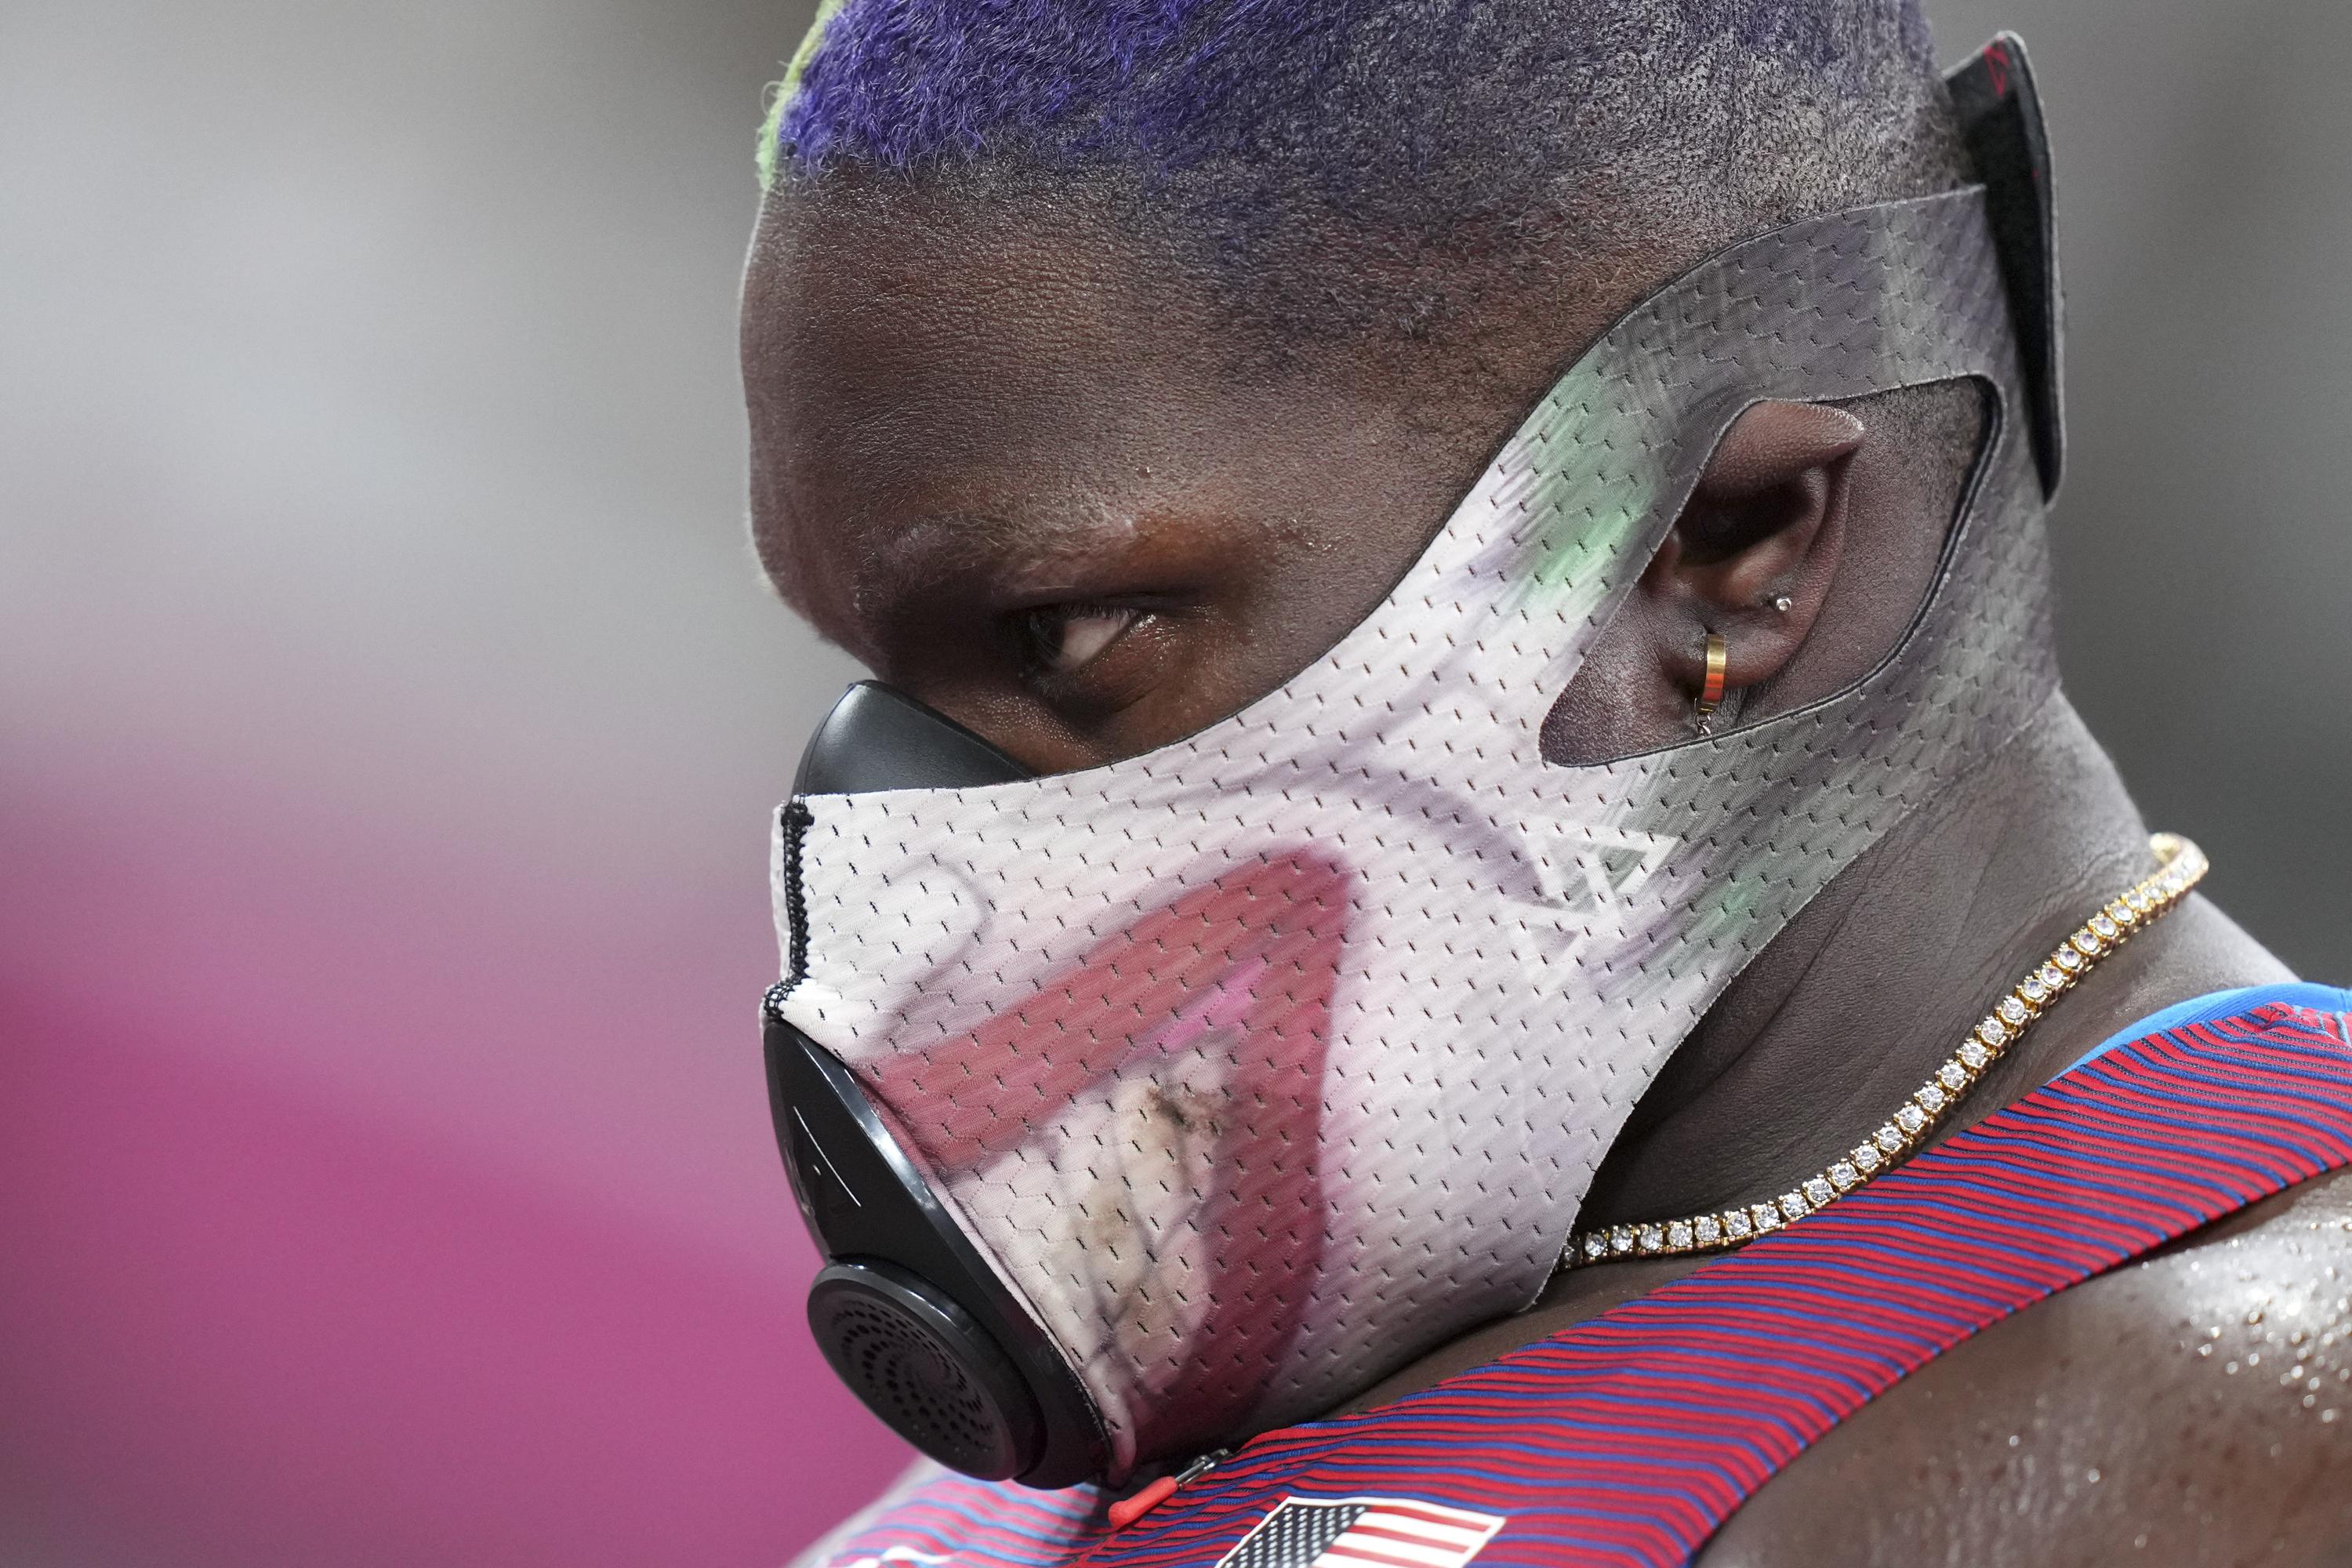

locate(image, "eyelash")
[[1022, 602, 1143, 677]]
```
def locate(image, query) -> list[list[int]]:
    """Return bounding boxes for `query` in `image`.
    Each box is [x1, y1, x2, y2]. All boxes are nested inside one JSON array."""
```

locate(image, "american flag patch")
[[1212, 1497, 1507, 1568]]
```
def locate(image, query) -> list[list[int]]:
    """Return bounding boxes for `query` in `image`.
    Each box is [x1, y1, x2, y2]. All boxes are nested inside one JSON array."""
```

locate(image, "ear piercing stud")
[[1769, 595, 1794, 615], [1694, 632, 1729, 736]]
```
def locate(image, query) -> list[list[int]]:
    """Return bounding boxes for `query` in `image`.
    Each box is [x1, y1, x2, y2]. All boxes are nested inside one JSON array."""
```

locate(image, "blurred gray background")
[[2, 2, 2345, 1565]]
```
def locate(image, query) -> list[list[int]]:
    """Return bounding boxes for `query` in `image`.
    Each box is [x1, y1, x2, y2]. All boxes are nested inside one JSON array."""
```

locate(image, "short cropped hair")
[[760, 1, 1969, 350]]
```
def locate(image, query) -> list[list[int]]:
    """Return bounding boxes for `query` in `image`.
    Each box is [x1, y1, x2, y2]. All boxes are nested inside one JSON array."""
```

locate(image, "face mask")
[[761, 35, 2065, 1494]]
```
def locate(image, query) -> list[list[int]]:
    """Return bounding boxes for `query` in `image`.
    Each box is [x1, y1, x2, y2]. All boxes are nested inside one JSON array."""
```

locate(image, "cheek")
[[1538, 592, 1689, 767]]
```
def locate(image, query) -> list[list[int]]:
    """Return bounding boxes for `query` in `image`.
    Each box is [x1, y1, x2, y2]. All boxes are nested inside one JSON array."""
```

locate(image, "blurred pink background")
[[3, 1, 2347, 1564], [0, 2, 906, 1563]]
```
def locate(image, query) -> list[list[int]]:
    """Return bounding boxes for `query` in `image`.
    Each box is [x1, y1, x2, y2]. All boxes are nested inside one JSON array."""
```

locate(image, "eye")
[[1024, 604, 1142, 674]]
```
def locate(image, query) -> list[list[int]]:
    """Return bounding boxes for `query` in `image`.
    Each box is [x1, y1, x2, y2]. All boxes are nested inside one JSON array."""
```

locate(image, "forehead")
[[735, 173, 1682, 688], [739, 178, 1628, 485], [745, 187, 1224, 485], [746, 191, 1243, 626], [742, 184, 1526, 641]]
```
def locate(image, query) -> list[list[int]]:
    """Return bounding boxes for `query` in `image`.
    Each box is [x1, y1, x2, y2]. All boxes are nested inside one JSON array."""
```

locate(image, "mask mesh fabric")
[[771, 187, 2057, 1478]]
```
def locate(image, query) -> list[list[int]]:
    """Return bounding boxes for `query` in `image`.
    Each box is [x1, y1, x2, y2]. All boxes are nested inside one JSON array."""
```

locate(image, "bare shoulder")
[[1700, 1167, 2352, 1568]]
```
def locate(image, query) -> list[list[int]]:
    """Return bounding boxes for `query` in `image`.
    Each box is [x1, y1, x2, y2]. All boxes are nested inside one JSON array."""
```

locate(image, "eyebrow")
[[847, 507, 1159, 633], [871, 510, 1152, 597]]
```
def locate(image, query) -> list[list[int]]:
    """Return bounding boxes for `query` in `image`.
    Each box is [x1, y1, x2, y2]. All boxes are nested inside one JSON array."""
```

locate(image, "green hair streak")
[[757, 0, 848, 187]]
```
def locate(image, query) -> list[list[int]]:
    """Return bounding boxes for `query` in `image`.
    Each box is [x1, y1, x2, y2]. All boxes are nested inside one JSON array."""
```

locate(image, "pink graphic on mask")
[[858, 850, 1354, 1456]]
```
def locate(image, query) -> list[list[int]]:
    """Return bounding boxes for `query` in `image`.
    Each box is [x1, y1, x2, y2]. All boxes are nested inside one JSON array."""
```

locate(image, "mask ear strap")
[[1947, 32, 2064, 500], [1357, 186, 2027, 771]]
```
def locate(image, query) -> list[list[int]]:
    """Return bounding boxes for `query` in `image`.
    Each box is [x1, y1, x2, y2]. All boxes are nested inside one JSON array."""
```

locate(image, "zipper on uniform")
[[1108, 1449, 1229, 1530]]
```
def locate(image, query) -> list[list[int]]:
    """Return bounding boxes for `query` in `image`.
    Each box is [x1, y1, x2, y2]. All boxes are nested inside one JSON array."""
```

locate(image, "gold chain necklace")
[[1562, 833, 2209, 1272]]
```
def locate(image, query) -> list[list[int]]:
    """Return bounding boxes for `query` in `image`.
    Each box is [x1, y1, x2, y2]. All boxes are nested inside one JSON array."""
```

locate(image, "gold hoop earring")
[[1694, 632, 1729, 735]]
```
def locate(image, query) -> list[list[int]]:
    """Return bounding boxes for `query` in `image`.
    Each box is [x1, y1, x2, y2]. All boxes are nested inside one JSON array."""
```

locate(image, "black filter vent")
[[808, 1260, 1044, 1481]]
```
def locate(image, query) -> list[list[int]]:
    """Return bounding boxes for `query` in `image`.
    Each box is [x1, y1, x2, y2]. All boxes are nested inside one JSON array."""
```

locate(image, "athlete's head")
[[742, 0, 1988, 775], [746, 5, 2069, 1479]]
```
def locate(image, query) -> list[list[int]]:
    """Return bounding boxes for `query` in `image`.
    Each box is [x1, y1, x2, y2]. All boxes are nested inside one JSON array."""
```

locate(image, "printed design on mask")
[[858, 849, 1354, 1458], [1212, 1497, 1508, 1568], [1531, 825, 1679, 920]]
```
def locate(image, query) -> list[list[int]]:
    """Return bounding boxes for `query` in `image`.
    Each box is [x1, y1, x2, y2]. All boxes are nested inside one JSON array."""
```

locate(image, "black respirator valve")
[[807, 1259, 1044, 1481], [769, 1017, 1105, 1485], [766, 681, 1108, 1487]]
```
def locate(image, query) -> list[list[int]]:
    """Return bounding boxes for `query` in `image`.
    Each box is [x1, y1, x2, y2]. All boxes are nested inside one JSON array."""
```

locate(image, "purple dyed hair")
[[770, 0, 1939, 180], [758, 0, 1962, 352]]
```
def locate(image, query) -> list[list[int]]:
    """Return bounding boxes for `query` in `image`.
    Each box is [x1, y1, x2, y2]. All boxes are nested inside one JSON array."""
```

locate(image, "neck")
[[1580, 690, 2288, 1225], [1339, 691, 2292, 1411]]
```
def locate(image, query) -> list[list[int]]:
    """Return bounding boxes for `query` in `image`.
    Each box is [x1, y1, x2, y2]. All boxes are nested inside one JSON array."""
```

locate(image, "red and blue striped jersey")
[[797, 987, 2352, 1568]]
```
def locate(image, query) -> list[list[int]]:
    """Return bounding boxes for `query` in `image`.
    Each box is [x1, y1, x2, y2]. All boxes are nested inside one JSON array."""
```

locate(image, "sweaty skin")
[[743, 188, 2350, 1563]]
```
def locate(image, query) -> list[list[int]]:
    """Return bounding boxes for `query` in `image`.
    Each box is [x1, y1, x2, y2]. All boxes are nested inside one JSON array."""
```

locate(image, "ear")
[[1644, 401, 1864, 717]]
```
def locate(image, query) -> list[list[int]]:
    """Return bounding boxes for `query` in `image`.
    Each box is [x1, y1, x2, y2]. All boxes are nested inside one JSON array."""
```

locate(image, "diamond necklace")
[[1561, 833, 2209, 1271]]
